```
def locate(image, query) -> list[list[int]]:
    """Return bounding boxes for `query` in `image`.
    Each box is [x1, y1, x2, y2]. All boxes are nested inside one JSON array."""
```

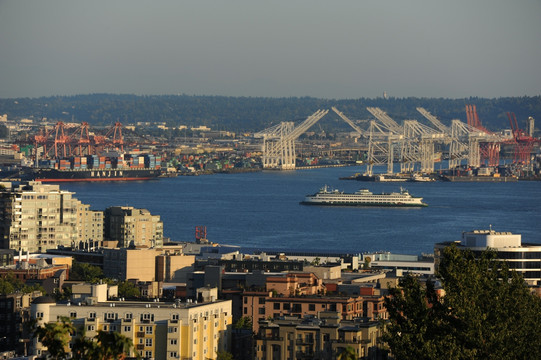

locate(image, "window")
[[124, 326, 131, 332], [145, 326, 153, 335], [69, 311, 77, 318], [145, 351, 152, 358], [283, 303, 290, 310], [258, 297, 265, 304], [145, 338, 152, 347], [125, 312, 133, 320], [168, 326, 178, 333], [103, 325, 108, 331], [171, 314, 179, 321], [170, 351, 178, 358], [309, 304, 315, 311], [87, 325, 95, 331], [258, 308, 265, 315], [273, 303, 280, 310], [140, 313, 154, 321], [36, 312, 44, 319], [170, 339, 178, 345], [89, 312, 96, 319]]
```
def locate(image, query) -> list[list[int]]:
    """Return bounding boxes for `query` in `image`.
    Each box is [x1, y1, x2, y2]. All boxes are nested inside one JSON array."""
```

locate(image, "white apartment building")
[[0, 181, 79, 253]]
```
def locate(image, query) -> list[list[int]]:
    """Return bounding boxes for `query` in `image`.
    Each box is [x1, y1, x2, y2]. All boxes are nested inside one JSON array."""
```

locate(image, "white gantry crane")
[[254, 109, 329, 169], [364, 107, 404, 175]]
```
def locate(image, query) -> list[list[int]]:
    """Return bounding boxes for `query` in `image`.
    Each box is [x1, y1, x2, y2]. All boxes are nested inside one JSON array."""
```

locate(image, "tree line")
[[1, 94, 539, 132]]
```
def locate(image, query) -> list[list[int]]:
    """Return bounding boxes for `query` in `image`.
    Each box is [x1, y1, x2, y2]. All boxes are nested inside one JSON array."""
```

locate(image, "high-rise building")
[[104, 206, 163, 248], [0, 182, 79, 253]]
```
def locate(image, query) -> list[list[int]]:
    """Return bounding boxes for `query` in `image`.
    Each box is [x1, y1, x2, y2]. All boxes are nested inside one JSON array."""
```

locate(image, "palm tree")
[[34, 317, 74, 360], [337, 345, 357, 360], [92, 330, 135, 360]]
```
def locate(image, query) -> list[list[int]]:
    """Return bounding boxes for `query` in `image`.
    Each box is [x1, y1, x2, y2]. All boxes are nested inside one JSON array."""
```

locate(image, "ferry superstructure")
[[300, 185, 427, 207]]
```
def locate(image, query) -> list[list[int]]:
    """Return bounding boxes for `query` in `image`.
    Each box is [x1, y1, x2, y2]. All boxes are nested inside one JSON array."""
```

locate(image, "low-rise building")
[[434, 229, 541, 285], [255, 312, 382, 360], [102, 248, 162, 282]]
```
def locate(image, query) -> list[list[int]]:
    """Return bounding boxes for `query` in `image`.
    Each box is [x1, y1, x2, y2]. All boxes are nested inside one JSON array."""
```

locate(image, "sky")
[[0, 0, 540, 99]]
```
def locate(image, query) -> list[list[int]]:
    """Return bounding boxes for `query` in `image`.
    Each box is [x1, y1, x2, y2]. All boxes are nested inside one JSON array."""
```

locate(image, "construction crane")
[[507, 112, 538, 164]]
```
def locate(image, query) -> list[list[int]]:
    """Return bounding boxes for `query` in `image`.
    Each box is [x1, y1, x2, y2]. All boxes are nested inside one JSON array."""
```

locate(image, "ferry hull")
[[300, 201, 427, 207]]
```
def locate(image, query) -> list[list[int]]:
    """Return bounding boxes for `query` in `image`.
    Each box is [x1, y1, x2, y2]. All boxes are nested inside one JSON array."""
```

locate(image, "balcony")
[[136, 332, 145, 338], [136, 344, 145, 350]]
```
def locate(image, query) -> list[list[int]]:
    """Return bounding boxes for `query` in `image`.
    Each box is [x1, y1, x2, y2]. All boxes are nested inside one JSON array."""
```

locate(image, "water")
[[60, 166, 541, 255]]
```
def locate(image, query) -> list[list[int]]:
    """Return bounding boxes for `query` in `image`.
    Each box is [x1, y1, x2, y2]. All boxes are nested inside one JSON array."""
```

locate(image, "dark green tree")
[[233, 316, 253, 330], [117, 280, 140, 298], [337, 345, 357, 360], [216, 350, 234, 360], [70, 262, 103, 283], [383, 245, 541, 359]]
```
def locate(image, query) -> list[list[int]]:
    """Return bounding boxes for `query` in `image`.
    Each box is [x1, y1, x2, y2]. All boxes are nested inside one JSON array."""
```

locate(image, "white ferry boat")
[[300, 185, 427, 207]]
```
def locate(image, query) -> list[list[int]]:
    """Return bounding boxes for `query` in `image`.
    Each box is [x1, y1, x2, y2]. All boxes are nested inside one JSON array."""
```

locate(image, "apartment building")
[[255, 312, 382, 360], [31, 295, 232, 360], [104, 206, 163, 248], [76, 203, 103, 249], [0, 181, 79, 253]]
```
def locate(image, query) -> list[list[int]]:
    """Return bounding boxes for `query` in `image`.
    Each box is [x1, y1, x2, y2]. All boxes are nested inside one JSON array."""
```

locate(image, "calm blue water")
[[60, 166, 541, 255]]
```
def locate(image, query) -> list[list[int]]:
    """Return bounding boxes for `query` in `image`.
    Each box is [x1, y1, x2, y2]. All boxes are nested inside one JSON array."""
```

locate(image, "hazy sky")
[[1, 0, 540, 99]]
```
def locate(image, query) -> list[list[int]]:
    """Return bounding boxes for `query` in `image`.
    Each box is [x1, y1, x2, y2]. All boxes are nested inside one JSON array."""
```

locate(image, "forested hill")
[[0, 94, 539, 132]]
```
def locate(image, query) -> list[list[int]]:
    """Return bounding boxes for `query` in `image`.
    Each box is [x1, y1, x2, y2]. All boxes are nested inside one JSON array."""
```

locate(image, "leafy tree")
[[0, 273, 44, 295], [117, 280, 140, 298], [34, 316, 74, 360], [92, 330, 135, 360], [70, 262, 103, 283], [337, 345, 357, 360], [216, 350, 234, 360], [36, 322, 137, 360], [383, 245, 541, 359], [233, 316, 253, 330]]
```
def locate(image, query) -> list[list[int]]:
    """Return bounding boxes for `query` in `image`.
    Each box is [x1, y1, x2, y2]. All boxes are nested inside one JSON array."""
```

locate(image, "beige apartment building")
[[0, 181, 79, 253], [76, 203, 103, 249], [104, 206, 163, 248], [31, 294, 233, 360], [255, 312, 382, 360]]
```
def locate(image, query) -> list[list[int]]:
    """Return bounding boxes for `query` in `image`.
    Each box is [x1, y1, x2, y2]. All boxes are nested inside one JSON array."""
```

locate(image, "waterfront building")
[[31, 294, 232, 360], [255, 312, 382, 360], [434, 229, 541, 285], [360, 252, 435, 275], [0, 181, 79, 253], [104, 206, 163, 248]]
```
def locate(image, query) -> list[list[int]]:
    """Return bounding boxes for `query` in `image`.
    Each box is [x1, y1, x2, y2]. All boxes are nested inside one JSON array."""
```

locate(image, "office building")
[[434, 229, 541, 285]]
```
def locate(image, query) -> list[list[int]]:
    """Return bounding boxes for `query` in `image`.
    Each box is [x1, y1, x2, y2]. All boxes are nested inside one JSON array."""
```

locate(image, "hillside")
[[1, 94, 539, 133]]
